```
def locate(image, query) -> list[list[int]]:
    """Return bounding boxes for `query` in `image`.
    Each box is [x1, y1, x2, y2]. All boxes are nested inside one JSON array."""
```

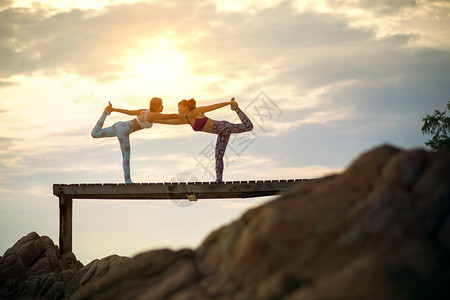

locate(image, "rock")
[[340, 144, 401, 192], [0, 233, 131, 299], [16, 254, 130, 299], [77, 254, 131, 287], [0, 232, 82, 299], [70, 144, 450, 300], [0, 232, 83, 298], [2, 144, 450, 299], [72, 249, 197, 300]]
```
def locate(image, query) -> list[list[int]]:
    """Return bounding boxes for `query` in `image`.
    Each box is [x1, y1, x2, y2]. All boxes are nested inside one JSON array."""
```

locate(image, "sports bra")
[[188, 116, 208, 131], [135, 110, 153, 129]]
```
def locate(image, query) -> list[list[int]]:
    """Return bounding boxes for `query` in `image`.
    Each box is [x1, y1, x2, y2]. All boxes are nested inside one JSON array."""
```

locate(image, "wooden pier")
[[53, 180, 305, 253]]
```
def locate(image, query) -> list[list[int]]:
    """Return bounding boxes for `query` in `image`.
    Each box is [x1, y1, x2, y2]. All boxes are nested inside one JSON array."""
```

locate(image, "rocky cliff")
[[0, 232, 130, 299], [1, 144, 449, 299]]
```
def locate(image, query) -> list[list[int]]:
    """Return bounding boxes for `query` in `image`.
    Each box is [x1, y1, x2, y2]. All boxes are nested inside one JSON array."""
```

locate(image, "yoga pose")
[[91, 97, 181, 184], [160, 98, 253, 182]]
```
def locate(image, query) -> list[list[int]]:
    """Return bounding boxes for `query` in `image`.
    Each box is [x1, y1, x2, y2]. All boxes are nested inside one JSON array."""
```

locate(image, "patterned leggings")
[[211, 107, 253, 182], [91, 110, 134, 184]]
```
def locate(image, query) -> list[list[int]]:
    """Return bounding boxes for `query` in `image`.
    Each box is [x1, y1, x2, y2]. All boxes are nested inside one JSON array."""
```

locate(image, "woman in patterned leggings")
[[160, 98, 253, 182], [91, 97, 181, 184]]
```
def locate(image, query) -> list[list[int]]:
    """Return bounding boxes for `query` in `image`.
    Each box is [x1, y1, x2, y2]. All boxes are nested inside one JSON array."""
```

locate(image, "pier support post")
[[59, 194, 73, 254]]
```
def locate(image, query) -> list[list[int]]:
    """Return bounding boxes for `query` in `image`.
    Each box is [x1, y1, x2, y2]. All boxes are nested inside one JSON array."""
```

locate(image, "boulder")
[[0, 232, 82, 297], [18, 254, 130, 299], [0, 232, 130, 299], [2, 144, 449, 300], [71, 145, 450, 300]]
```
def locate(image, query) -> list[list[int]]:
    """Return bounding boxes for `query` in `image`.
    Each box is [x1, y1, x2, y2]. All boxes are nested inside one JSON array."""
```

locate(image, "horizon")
[[1, 0, 449, 264]]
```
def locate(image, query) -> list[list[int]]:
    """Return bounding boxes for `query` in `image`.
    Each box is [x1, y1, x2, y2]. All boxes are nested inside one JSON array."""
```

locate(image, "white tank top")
[[135, 110, 153, 129]]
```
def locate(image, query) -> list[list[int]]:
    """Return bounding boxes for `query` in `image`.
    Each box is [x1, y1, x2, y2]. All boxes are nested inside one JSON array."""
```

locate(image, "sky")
[[1, 0, 449, 264]]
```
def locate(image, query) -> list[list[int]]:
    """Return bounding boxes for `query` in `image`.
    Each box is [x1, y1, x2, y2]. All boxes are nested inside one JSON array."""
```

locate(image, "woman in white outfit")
[[91, 97, 180, 183]]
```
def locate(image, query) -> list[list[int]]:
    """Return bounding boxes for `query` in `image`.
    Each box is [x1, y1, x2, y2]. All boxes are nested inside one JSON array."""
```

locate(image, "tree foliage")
[[421, 101, 450, 151]]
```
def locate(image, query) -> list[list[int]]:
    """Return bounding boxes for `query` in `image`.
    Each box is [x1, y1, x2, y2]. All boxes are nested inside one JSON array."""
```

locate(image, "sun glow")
[[120, 39, 199, 97], [127, 49, 185, 82]]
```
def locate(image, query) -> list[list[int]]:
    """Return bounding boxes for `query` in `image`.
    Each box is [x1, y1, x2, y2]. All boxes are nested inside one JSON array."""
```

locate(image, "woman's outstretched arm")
[[149, 112, 185, 122], [107, 101, 146, 115], [112, 107, 146, 115], [196, 98, 234, 113], [155, 119, 189, 125]]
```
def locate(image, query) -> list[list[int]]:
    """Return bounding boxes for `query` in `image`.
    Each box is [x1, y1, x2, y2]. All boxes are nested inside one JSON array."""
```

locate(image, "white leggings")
[[91, 110, 134, 184]]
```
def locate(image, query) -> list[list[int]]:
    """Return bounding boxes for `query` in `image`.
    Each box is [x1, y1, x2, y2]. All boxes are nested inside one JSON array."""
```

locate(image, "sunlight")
[[213, 0, 284, 11], [120, 39, 200, 97], [127, 48, 185, 84]]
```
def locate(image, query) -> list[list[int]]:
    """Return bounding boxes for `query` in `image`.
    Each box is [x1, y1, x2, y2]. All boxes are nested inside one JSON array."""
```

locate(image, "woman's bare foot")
[[105, 101, 113, 114], [230, 97, 238, 110]]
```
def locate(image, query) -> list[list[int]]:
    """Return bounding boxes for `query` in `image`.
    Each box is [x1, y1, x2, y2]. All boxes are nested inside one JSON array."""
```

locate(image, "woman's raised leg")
[[91, 109, 115, 138], [229, 106, 253, 133]]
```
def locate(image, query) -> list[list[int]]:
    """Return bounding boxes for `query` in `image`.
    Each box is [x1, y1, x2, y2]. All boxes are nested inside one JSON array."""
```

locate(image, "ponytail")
[[178, 98, 197, 111]]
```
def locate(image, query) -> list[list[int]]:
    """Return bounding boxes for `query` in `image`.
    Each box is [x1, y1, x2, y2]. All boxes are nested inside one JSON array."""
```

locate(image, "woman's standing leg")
[[215, 131, 231, 182], [115, 121, 134, 184], [211, 107, 253, 182], [212, 121, 232, 182], [91, 109, 134, 184]]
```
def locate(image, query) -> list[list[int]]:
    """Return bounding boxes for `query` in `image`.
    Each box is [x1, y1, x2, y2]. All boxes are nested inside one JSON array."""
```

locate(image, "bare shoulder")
[[146, 111, 158, 120], [190, 109, 204, 118]]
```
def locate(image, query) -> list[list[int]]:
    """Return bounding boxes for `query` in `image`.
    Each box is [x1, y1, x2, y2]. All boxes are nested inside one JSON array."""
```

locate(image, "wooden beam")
[[54, 180, 307, 253], [53, 180, 305, 200], [59, 194, 73, 254]]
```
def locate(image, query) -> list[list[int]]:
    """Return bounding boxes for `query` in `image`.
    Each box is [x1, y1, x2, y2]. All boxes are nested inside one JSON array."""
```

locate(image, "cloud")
[[0, 0, 13, 9], [329, 0, 419, 16], [309, 0, 450, 49], [0, 81, 17, 89], [2, 0, 449, 87], [0, 1, 216, 82], [0, 0, 449, 184]]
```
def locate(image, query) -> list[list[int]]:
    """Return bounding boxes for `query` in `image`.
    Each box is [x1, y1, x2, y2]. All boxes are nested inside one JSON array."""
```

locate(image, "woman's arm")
[[112, 107, 146, 116], [196, 101, 231, 114], [155, 119, 189, 125], [104, 101, 146, 116], [148, 112, 185, 121]]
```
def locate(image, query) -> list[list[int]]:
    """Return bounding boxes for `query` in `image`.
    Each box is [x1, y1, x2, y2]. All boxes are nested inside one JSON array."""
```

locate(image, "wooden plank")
[[53, 180, 302, 200], [59, 194, 73, 254], [54, 180, 307, 253]]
